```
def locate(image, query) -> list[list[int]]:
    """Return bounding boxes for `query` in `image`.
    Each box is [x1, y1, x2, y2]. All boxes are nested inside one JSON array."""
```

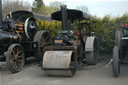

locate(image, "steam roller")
[[42, 5, 99, 77]]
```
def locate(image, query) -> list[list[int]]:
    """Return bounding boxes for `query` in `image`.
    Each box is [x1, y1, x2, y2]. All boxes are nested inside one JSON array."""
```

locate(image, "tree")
[[37, 5, 59, 16], [32, 0, 44, 13], [2, 0, 31, 18], [76, 5, 89, 13], [31, 1, 61, 16], [50, 1, 64, 10]]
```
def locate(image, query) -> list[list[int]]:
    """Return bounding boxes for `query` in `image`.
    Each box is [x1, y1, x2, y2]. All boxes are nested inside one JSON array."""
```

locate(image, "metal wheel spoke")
[[16, 59, 21, 68], [16, 47, 19, 53], [41, 36, 45, 44], [17, 60, 23, 64], [18, 56, 22, 59], [16, 55, 23, 65], [44, 36, 49, 42], [14, 47, 17, 54], [13, 61, 17, 69], [17, 50, 22, 56], [16, 47, 21, 55], [15, 61, 18, 68], [10, 59, 15, 64], [11, 55, 15, 59], [12, 50, 16, 56], [16, 60, 21, 66], [11, 57, 15, 61], [41, 36, 49, 45]]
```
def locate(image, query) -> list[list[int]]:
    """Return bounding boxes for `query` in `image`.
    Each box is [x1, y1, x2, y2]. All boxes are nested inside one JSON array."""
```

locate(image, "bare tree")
[[76, 5, 89, 13], [50, 1, 64, 10], [32, 0, 44, 13], [2, 0, 31, 18]]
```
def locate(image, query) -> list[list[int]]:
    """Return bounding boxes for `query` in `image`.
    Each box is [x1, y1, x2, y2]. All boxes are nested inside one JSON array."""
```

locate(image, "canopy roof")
[[6, 10, 51, 22], [51, 9, 94, 21]]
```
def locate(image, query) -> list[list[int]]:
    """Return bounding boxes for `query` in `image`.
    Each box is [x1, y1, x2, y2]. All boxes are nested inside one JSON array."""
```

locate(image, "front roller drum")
[[43, 68, 76, 77], [42, 51, 76, 77]]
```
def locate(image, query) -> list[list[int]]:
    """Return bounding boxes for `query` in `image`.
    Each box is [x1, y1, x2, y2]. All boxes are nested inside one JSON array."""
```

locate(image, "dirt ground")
[[0, 57, 128, 85]]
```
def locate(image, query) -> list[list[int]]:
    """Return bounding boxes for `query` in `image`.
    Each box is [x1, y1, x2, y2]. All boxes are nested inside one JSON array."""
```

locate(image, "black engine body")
[[0, 11, 40, 61]]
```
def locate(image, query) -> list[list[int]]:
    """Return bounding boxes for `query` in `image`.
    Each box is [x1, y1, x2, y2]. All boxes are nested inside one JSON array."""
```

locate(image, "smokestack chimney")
[[0, 0, 3, 28], [61, 5, 68, 30]]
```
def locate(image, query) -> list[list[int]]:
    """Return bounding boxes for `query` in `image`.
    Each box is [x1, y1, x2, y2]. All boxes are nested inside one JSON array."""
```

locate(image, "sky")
[[22, 0, 128, 18]]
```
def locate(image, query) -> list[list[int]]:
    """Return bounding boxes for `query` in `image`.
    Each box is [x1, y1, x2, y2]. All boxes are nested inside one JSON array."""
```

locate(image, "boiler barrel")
[[0, 31, 19, 44]]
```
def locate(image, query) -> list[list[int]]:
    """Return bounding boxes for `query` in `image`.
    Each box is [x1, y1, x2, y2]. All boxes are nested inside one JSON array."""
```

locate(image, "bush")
[[36, 19, 62, 38], [36, 14, 128, 54]]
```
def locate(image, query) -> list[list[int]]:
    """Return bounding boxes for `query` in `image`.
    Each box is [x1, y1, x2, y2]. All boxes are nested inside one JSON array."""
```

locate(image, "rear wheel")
[[6, 44, 25, 73], [34, 30, 50, 61], [115, 30, 123, 47], [85, 37, 99, 65], [113, 46, 120, 77], [115, 30, 125, 61]]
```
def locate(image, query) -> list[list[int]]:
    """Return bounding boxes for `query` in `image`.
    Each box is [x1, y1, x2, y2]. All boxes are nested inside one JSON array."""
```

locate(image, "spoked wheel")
[[34, 30, 50, 61], [85, 37, 99, 65], [113, 46, 120, 77], [6, 44, 25, 73]]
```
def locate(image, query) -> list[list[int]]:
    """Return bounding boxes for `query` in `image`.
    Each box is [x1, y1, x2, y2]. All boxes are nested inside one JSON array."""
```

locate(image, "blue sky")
[[23, 0, 128, 18]]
